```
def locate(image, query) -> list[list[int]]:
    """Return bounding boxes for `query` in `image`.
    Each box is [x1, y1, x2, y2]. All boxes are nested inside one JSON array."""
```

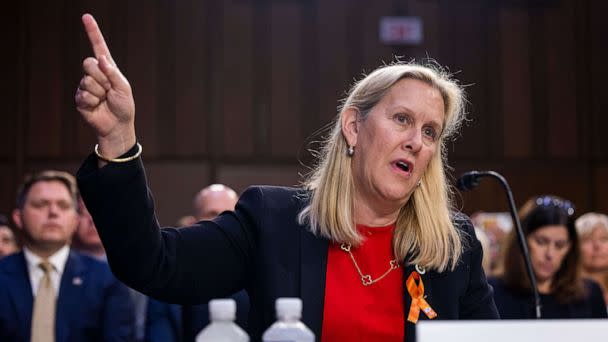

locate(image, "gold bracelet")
[[94, 143, 142, 163]]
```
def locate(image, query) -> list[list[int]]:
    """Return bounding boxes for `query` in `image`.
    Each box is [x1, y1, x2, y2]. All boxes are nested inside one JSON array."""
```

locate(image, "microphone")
[[456, 170, 542, 319], [455, 171, 482, 191]]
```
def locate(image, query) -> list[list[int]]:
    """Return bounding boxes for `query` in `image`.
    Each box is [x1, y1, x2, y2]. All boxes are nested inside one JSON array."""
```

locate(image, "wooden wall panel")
[[75, 120, 98, 158], [1, 2, 22, 159], [155, 0, 177, 157], [593, 165, 608, 214], [26, 1, 64, 158], [441, 1, 491, 159], [499, 6, 533, 158], [222, 1, 255, 157], [0, 165, 16, 217], [484, 1, 504, 160], [145, 162, 211, 225], [57, 4, 82, 159], [356, 0, 394, 72], [453, 162, 511, 214], [589, 1, 608, 158], [125, 1, 159, 156], [297, 0, 321, 163], [21, 162, 81, 178], [174, 0, 209, 156], [503, 163, 590, 212], [408, 0, 441, 59], [269, 3, 302, 157], [3, 0, 608, 219], [317, 0, 348, 126], [454, 162, 592, 216], [217, 164, 303, 195], [544, 1, 578, 158]]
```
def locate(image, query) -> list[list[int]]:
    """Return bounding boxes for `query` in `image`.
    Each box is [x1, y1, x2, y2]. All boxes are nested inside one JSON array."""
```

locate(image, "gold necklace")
[[340, 243, 400, 286]]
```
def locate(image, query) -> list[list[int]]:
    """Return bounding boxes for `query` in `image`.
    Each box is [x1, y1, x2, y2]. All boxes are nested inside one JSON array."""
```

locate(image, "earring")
[[417, 180, 422, 188], [347, 145, 355, 157]]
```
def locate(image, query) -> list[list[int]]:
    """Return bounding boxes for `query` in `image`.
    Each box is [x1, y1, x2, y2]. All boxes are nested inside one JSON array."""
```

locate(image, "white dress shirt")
[[23, 245, 70, 297]]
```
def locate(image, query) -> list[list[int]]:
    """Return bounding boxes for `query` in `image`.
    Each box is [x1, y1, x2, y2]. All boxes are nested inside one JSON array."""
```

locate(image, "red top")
[[321, 224, 404, 342]]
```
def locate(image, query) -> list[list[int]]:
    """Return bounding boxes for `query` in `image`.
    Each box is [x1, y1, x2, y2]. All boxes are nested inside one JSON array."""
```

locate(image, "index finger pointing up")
[[82, 14, 115, 66]]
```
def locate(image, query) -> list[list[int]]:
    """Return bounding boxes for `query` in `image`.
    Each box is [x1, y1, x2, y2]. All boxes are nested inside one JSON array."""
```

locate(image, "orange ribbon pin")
[[406, 271, 437, 323]]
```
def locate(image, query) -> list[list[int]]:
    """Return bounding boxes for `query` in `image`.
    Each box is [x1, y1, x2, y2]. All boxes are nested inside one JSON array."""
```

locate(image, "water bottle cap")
[[209, 299, 236, 321], [276, 297, 302, 319]]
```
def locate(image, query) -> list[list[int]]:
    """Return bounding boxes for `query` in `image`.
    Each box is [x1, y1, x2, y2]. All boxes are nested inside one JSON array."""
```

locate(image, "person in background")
[[490, 195, 607, 319], [71, 198, 105, 260], [576, 212, 608, 305], [0, 214, 19, 259], [470, 212, 510, 276], [474, 226, 492, 275], [145, 184, 249, 342], [0, 170, 135, 341], [192, 184, 238, 221]]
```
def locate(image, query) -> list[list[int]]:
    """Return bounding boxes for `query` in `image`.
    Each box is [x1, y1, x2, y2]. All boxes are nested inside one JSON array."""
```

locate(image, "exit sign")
[[379, 17, 423, 45]]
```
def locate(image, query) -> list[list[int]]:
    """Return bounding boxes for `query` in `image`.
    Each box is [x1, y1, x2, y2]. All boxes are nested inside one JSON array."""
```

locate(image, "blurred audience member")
[[71, 198, 105, 260], [490, 195, 607, 318], [474, 227, 492, 275], [471, 212, 511, 276], [145, 184, 249, 342], [0, 170, 134, 341], [193, 184, 238, 221], [0, 215, 19, 259], [576, 212, 608, 305]]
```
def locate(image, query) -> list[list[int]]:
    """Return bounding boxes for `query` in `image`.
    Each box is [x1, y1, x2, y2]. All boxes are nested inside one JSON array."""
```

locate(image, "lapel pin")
[[72, 277, 83, 286]]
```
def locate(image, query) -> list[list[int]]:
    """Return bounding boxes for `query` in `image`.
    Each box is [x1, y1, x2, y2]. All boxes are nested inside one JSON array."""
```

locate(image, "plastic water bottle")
[[262, 298, 315, 342], [196, 298, 249, 342]]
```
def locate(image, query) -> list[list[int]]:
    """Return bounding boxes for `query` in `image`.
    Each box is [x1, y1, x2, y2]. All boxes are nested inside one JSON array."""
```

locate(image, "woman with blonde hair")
[[490, 196, 607, 319], [75, 14, 498, 341], [576, 212, 608, 305]]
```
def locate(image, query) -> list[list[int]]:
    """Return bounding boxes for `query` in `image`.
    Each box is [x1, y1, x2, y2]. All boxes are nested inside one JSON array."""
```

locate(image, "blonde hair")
[[298, 62, 466, 272]]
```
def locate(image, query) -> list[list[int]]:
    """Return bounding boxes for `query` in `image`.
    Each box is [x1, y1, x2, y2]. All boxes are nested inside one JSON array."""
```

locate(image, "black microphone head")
[[456, 171, 481, 191]]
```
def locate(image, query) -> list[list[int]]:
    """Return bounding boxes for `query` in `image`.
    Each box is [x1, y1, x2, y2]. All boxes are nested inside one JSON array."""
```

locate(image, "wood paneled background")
[[2, 0, 607, 224]]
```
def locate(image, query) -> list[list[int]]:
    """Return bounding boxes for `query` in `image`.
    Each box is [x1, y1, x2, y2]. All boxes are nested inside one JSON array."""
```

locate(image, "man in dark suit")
[[0, 170, 134, 341]]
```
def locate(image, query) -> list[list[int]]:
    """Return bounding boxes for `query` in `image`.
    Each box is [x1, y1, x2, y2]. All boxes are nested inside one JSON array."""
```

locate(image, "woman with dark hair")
[[490, 195, 607, 318]]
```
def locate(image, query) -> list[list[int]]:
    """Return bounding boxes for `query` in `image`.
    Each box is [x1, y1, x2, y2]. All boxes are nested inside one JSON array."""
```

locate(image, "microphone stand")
[[458, 171, 542, 319]]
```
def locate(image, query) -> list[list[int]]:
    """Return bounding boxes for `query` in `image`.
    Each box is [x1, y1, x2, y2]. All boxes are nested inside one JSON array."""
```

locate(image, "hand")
[[75, 14, 136, 158]]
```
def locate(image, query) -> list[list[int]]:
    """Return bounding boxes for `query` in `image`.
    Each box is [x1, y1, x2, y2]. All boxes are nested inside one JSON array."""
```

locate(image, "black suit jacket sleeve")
[[77, 153, 260, 304]]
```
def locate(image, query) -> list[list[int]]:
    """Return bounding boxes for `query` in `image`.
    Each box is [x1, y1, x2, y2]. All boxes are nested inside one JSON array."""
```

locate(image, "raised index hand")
[[82, 14, 116, 67], [76, 14, 136, 160]]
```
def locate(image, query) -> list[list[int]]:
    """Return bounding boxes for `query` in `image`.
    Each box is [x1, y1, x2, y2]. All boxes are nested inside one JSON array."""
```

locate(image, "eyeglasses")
[[535, 195, 575, 217]]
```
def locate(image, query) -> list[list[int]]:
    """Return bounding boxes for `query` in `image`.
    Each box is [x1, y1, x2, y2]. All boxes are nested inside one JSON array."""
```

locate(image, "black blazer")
[[77, 153, 498, 341]]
